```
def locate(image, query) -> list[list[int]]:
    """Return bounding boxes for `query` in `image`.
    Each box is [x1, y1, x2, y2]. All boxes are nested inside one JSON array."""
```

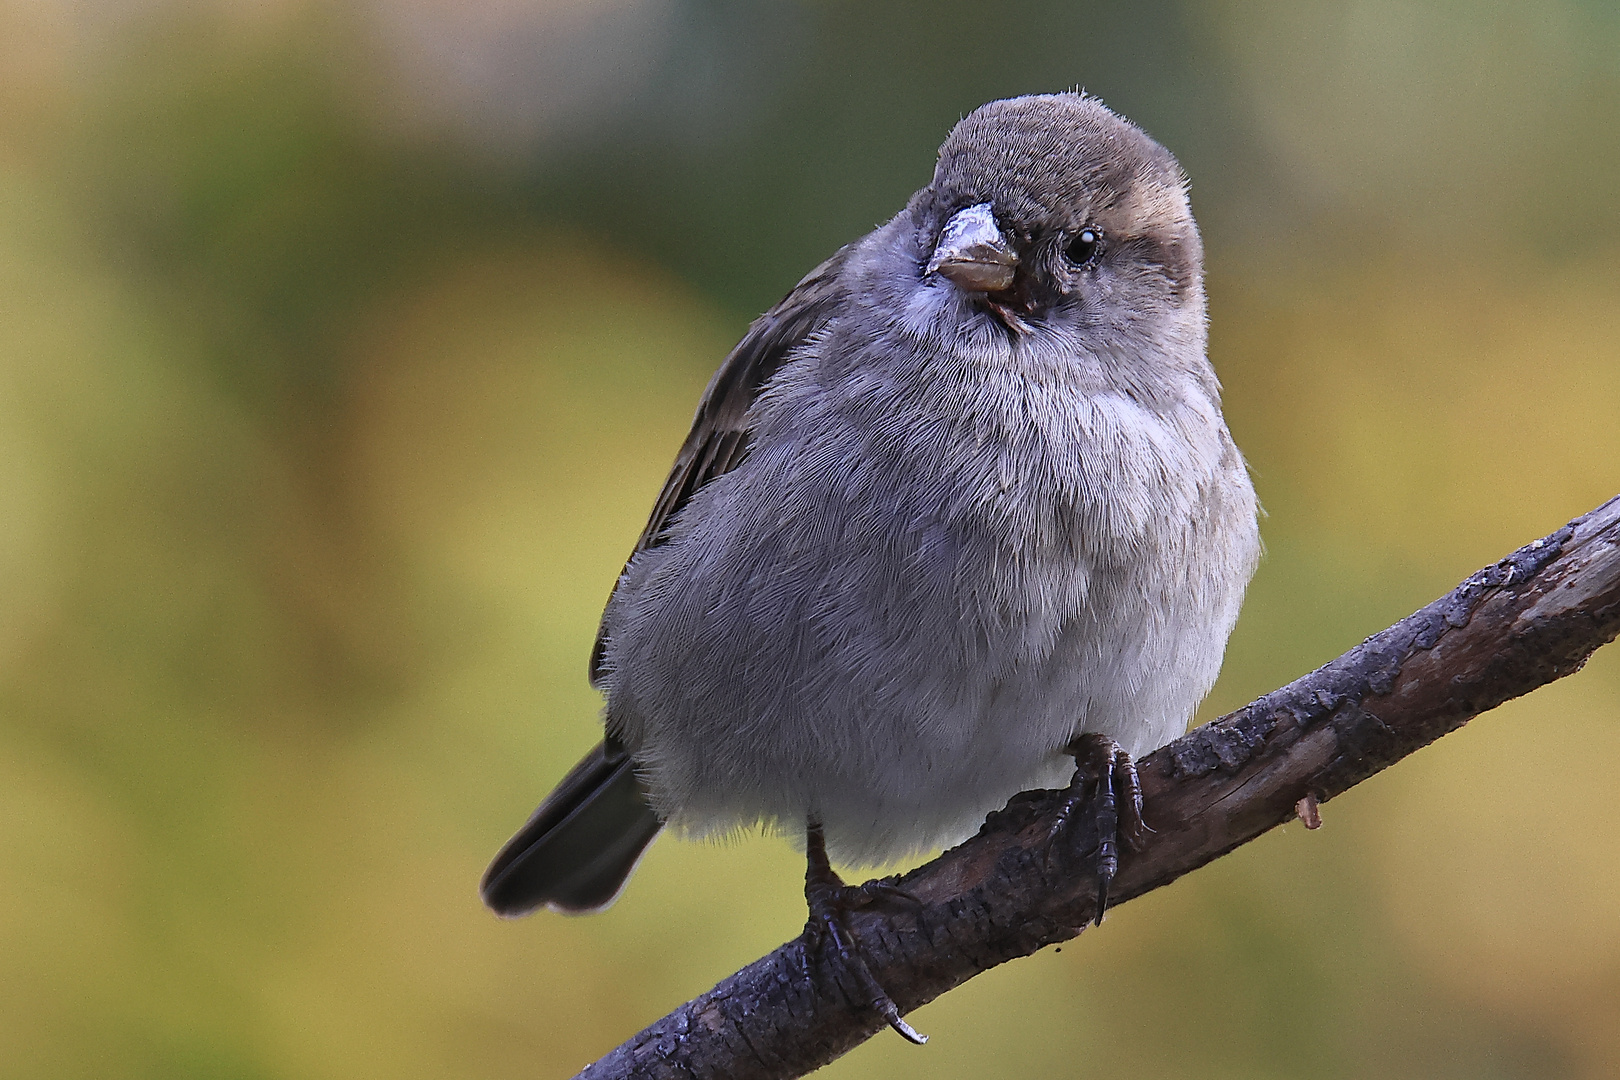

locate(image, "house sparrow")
[[482, 92, 1260, 1042]]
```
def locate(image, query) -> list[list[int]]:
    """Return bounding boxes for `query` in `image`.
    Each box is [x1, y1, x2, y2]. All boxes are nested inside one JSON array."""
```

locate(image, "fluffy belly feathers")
[[599, 379, 1256, 866]]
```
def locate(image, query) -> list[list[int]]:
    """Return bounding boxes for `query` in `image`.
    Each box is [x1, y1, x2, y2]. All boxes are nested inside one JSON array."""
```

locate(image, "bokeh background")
[[3, 1, 1620, 1077]]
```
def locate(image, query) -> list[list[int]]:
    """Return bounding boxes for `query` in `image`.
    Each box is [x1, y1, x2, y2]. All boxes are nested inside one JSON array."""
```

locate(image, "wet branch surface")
[[577, 495, 1620, 1080]]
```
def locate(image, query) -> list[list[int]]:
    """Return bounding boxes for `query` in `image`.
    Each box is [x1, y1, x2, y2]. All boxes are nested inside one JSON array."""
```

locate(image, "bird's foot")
[[1046, 733, 1150, 926], [803, 824, 927, 1045]]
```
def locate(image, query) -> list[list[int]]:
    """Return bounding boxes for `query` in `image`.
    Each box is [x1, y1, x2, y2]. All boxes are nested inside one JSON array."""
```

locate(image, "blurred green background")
[[2, 1, 1619, 1077]]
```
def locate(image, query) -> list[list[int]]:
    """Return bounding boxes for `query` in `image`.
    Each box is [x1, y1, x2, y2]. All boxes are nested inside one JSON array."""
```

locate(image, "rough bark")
[[577, 494, 1620, 1080]]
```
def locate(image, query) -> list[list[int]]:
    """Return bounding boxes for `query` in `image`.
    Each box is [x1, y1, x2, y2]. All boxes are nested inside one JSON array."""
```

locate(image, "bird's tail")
[[480, 738, 663, 917]]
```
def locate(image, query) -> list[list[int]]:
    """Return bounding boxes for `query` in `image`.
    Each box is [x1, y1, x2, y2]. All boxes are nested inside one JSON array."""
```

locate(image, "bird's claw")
[[1046, 733, 1148, 926], [803, 823, 928, 1044]]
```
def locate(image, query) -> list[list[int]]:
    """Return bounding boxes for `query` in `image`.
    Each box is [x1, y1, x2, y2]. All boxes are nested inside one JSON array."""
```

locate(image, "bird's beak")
[[926, 202, 1018, 293]]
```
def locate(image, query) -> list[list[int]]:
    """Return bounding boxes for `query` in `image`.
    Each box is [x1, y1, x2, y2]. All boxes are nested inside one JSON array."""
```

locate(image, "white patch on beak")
[[926, 202, 1018, 293]]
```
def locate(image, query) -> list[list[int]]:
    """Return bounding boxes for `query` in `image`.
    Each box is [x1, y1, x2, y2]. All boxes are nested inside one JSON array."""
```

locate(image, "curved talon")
[[875, 1000, 928, 1045]]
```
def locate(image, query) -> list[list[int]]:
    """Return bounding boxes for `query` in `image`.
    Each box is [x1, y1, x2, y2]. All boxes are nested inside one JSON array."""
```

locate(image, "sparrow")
[[481, 92, 1261, 1042]]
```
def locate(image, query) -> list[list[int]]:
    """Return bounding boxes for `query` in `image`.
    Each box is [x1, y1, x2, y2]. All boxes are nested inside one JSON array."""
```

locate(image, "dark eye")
[[1066, 227, 1102, 266]]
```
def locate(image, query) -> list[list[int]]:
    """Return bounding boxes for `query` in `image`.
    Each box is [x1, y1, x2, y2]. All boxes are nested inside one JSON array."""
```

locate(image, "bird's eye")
[[1066, 227, 1102, 266]]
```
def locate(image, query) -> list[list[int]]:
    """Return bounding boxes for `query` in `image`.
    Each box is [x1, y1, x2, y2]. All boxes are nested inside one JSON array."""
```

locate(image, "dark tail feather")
[[481, 739, 662, 917]]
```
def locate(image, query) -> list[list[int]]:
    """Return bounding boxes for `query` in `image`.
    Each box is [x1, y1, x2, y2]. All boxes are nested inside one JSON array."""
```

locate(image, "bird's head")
[[912, 93, 1203, 340]]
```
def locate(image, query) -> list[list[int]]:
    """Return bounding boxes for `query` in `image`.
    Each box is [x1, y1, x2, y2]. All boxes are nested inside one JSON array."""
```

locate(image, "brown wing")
[[588, 245, 854, 686]]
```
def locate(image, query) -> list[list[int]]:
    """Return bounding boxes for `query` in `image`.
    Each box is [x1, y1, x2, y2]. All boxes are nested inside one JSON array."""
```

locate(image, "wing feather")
[[588, 247, 852, 686]]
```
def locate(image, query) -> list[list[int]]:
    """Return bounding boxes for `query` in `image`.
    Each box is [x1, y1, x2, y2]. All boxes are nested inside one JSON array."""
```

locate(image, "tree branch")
[[577, 494, 1620, 1080]]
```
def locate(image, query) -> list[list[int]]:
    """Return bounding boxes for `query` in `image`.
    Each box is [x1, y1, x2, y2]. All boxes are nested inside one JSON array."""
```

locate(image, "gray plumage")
[[483, 92, 1260, 916]]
